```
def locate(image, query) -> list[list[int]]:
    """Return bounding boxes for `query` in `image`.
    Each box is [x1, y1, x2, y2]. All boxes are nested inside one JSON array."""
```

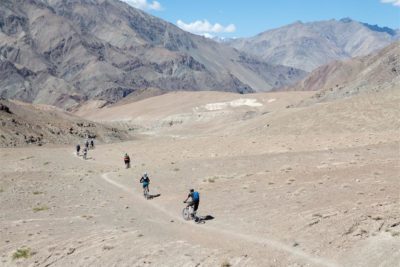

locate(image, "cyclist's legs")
[[187, 202, 197, 216], [193, 201, 199, 212], [143, 184, 149, 193]]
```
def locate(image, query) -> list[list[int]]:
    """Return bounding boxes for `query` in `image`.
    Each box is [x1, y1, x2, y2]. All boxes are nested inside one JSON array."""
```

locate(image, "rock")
[[0, 103, 12, 114]]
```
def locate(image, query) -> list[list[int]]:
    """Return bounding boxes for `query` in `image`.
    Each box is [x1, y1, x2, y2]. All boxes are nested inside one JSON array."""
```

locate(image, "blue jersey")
[[191, 191, 200, 202]]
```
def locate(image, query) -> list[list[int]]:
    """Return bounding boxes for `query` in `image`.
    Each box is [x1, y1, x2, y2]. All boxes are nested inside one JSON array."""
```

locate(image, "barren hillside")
[[0, 99, 131, 147], [228, 19, 399, 72], [1, 87, 399, 266], [0, 0, 306, 109], [289, 41, 400, 104]]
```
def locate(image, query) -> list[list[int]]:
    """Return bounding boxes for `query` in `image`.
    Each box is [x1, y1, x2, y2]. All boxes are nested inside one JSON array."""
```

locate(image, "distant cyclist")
[[140, 172, 150, 198], [184, 189, 200, 217], [83, 147, 88, 160], [124, 153, 131, 168], [76, 144, 81, 156], [90, 138, 94, 149], [85, 139, 89, 149]]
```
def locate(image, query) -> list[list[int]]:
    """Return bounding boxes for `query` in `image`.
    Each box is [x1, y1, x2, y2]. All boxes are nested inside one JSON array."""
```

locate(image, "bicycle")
[[125, 161, 130, 169], [182, 201, 196, 221], [143, 185, 149, 199]]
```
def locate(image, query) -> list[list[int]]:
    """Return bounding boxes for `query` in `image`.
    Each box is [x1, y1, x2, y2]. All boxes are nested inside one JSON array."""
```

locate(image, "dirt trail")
[[100, 171, 339, 267]]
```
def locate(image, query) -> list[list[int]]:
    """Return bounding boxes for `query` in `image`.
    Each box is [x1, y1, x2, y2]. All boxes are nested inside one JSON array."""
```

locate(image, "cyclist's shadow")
[[147, 193, 161, 200], [195, 214, 215, 224]]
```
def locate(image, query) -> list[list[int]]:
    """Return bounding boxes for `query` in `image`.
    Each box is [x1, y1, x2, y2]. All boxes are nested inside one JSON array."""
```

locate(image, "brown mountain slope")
[[0, 0, 306, 109], [0, 98, 130, 147], [228, 19, 399, 72], [288, 41, 399, 104]]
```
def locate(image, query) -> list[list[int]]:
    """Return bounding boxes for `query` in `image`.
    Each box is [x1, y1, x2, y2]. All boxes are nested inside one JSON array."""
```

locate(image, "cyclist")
[[184, 189, 200, 217], [140, 172, 150, 197], [85, 139, 89, 149], [124, 153, 131, 168], [76, 144, 81, 156], [83, 147, 88, 160], [90, 138, 94, 149]]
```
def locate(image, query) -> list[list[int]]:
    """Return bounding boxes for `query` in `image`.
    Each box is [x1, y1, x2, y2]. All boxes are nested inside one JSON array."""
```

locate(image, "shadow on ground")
[[147, 194, 161, 200], [195, 215, 215, 224]]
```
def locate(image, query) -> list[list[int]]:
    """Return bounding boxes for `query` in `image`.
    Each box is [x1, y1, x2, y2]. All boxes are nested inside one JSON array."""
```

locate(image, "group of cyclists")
[[76, 138, 95, 160], [125, 153, 200, 219], [74, 144, 201, 220]]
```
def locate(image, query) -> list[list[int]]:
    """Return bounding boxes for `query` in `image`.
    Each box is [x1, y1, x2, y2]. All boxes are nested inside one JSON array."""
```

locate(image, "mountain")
[[227, 18, 399, 72], [0, 0, 306, 109], [289, 41, 399, 104]]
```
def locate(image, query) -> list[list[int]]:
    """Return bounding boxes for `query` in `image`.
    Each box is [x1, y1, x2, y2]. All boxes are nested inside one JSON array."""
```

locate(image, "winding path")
[[100, 171, 339, 267]]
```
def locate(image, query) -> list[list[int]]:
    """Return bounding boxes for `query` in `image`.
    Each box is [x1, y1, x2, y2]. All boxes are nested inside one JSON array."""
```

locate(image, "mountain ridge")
[[227, 18, 399, 72], [0, 0, 306, 109], [287, 41, 400, 104]]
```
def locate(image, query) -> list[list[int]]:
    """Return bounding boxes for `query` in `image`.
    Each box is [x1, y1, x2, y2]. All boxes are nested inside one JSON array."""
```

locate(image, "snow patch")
[[204, 99, 262, 111]]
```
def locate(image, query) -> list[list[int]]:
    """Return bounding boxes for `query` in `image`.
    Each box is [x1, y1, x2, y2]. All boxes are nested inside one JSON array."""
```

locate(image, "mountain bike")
[[125, 161, 130, 169], [182, 201, 196, 220], [143, 185, 149, 199]]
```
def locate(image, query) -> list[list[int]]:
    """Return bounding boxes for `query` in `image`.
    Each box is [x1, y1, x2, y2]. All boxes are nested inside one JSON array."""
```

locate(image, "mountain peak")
[[293, 20, 304, 25], [339, 17, 353, 23]]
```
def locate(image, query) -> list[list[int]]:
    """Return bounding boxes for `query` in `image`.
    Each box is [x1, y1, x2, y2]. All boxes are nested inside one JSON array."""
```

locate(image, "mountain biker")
[[184, 189, 200, 216], [124, 153, 131, 168], [140, 172, 150, 193], [83, 147, 88, 160], [76, 144, 81, 156], [85, 139, 89, 149], [90, 138, 94, 149]]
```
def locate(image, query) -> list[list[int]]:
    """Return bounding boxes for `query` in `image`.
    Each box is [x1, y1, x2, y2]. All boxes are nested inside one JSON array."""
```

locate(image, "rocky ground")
[[0, 99, 131, 147], [1, 89, 399, 266]]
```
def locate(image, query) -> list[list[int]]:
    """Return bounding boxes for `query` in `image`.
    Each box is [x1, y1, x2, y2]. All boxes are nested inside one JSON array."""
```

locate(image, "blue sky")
[[122, 0, 400, 38]]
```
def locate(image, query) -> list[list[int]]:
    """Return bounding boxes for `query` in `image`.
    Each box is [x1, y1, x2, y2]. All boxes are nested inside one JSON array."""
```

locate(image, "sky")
[[122, 0, 400, 38]]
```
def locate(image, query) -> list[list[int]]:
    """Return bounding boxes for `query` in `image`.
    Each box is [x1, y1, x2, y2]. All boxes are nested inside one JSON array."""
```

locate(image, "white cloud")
[[122, 0, 162, 11], [381, 0, 400, 6], [177, 19, 236, 36]]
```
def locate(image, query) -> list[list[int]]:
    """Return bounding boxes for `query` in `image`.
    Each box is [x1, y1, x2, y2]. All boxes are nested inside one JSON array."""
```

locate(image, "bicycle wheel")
[[182, 207, 191, 220], [143, 188, 149, 199]]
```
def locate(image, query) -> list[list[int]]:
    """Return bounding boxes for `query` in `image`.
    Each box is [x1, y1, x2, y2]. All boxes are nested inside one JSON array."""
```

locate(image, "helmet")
[[190, 189, 194, 193], [143, 172, 148, 177]]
